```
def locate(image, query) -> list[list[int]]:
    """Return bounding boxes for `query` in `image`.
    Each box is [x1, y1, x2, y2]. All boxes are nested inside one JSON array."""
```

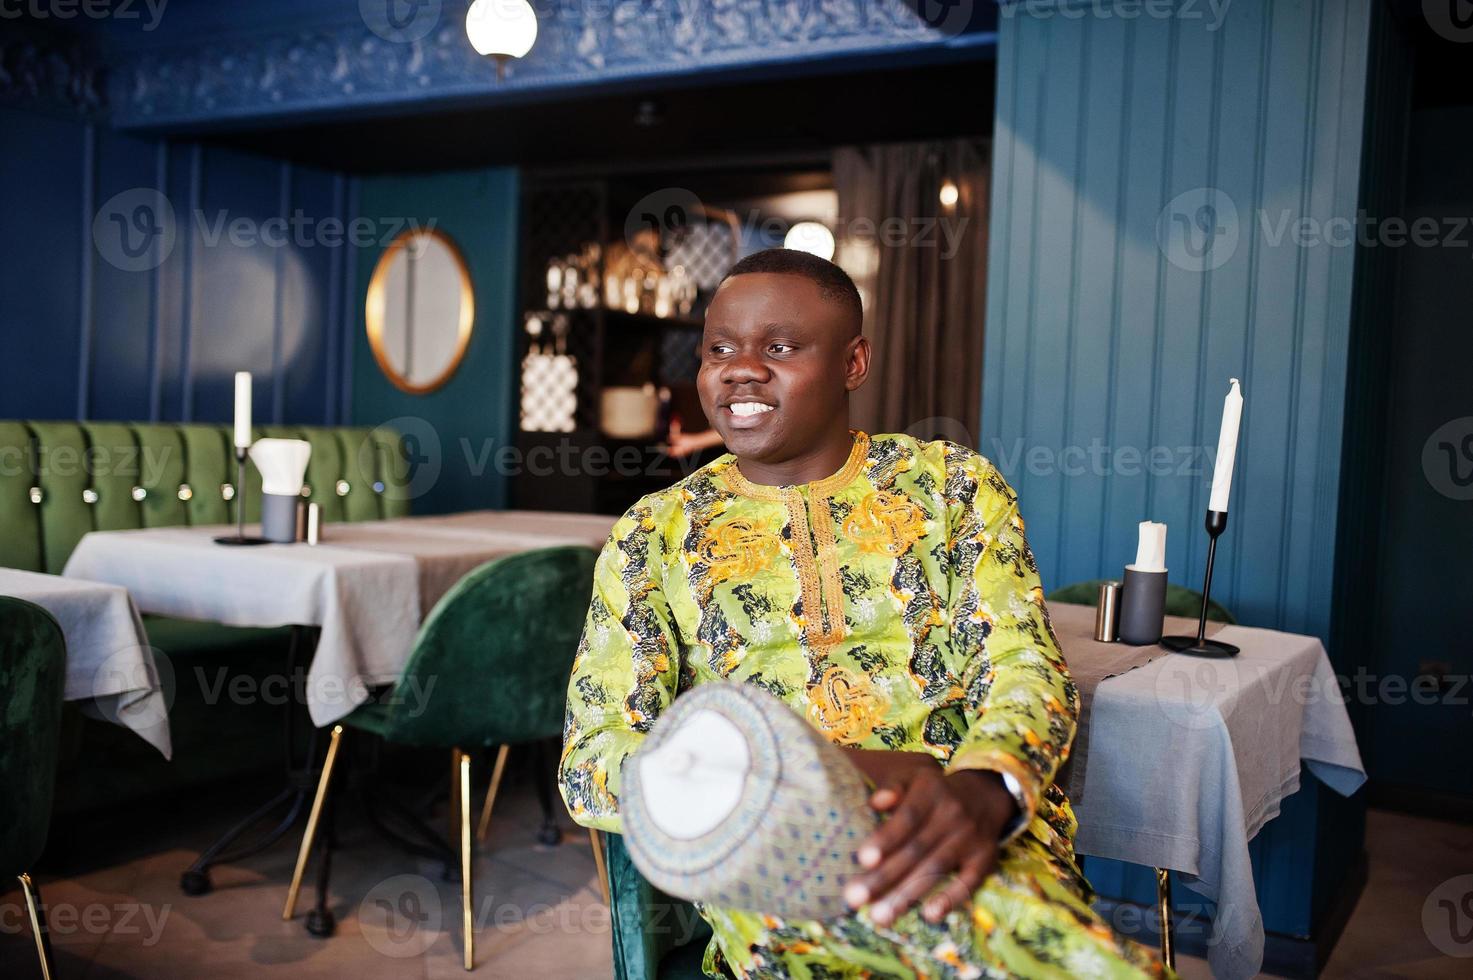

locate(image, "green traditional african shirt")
[[559, 432, 1168, 979]]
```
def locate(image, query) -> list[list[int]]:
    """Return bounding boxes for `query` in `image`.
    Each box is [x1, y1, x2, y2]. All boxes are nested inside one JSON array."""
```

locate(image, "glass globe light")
[[783, 221, 836, 261], [466, 0, 538, 78]]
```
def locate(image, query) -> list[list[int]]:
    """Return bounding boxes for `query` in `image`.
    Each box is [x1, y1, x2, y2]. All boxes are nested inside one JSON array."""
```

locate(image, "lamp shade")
[[466, 0, 538, 59]]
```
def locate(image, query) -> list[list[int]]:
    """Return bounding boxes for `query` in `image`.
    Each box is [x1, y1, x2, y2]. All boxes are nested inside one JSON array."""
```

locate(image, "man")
[[559, 248, 1168, 978]]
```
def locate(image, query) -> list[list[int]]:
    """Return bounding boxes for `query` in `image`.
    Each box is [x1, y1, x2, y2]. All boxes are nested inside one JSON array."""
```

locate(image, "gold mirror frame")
[[365, 227, 475, 395]]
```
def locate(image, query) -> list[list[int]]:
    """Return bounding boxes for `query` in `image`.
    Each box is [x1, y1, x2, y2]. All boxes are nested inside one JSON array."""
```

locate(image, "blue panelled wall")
[[0, 104, 353, 428], [985, 0, 1371, 953]]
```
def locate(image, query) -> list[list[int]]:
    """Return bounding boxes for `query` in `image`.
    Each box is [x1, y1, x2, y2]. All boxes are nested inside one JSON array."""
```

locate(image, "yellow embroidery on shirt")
[[700, 518, 778, 587], [844, 490, 928, 557], [807, 665, 888, 743]]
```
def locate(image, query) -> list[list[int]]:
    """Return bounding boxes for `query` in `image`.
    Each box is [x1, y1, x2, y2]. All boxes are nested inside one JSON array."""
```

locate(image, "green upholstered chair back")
[[1047, 579, 1236, 625], [0, 421, 411, 574], [604, 833, 711, 980], [375, 546, 598, 749], [0, 597, 67, 875]]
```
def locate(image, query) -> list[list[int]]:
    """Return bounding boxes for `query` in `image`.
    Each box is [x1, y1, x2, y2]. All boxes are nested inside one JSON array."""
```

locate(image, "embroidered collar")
[[722, 431, 871, 501]]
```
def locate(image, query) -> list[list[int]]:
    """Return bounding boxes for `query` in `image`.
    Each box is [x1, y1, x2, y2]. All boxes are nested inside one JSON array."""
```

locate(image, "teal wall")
[[984, 0, 1372, 942], [350, 168, 520, 514]]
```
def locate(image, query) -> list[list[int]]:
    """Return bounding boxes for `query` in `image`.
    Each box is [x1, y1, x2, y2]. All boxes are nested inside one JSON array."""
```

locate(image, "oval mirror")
[[366, 228, 475, 394]]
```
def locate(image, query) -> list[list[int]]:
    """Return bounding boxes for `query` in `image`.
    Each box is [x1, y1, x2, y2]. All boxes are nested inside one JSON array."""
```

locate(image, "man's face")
[[697, 272, 868, 465]]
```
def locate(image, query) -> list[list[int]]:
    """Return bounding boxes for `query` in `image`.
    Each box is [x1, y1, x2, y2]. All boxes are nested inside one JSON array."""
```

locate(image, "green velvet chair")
[[1047, 580, 1236, 625], [282, 545, 599, 971], [0, 597, 67, 979], [603, 833, 712, 980]]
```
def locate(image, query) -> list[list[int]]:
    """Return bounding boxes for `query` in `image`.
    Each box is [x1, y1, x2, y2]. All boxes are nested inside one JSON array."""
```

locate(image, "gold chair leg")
[[457, 749, 474, 971], [475, 744, 512, 843], [1155, 867, 1175, 971], [18, 873, 54, 980], [589, 829, 610, 906], [283, 724, 345, 920]]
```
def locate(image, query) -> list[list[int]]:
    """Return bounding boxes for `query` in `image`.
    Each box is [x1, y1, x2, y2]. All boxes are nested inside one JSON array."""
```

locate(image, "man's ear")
[[844, 335, 871, 392]]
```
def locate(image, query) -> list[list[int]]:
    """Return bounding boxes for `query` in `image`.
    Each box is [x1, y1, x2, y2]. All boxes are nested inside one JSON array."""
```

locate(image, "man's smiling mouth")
[[728, 402, 775, 417]]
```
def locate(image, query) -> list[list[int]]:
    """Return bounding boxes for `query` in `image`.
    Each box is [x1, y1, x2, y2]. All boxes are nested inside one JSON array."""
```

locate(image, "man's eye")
[[710, 344, 734, 355], [768, 343, 795, 354]]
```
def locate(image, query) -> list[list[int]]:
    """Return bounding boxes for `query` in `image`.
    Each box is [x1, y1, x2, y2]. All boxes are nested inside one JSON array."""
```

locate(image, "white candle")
[[1208, 378, 1243, 512], [233, 372, 253, 450]]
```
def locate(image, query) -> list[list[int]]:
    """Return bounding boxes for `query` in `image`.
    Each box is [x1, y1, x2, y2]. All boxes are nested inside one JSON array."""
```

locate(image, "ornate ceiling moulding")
[[107, 0, 989, 130], [1, 34, 107, 117]]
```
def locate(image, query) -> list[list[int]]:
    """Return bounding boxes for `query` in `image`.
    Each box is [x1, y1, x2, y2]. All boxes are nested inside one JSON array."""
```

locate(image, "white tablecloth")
[[1070, 614, 1365, 980], [62, 511, 615, 727], [0, 567, 172, 758]]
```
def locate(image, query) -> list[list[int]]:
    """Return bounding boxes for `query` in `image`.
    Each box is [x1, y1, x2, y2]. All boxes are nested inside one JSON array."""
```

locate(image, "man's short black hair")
[[719, 247, 863, 334]]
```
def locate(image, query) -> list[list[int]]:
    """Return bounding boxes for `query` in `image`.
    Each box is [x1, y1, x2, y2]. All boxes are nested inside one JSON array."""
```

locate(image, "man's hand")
[[840, 750, 1019, 926]]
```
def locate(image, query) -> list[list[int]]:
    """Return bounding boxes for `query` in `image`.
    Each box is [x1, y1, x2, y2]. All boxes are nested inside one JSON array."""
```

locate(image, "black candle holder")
[[214, 447, 269, 546], [1161, 509, 1240, 658]]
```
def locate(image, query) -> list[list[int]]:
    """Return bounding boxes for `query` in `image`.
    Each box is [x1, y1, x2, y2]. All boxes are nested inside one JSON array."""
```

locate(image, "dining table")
[[62, 509, 616, 893], [1049, 601, 1365, 980], [0, 566, 171, 758]]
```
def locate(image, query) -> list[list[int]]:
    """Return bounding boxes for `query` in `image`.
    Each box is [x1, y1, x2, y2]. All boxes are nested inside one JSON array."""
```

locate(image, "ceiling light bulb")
[[784, 221, 836, 261], [466, 0, 539, 60], [939, 180, 960, 208]]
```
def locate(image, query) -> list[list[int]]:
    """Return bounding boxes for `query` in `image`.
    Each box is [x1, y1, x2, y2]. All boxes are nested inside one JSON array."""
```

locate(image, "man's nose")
[[720, 351, 771, 384]]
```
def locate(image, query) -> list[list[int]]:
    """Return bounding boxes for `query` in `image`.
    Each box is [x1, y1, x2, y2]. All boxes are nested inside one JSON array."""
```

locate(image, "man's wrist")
[[945, 769, 1020, 837]]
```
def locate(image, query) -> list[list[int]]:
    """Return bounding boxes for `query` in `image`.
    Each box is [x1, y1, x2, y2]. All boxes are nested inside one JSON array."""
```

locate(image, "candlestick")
[[1207, 379, 1242, 513], [233, 371, 253, 450], [1160, 510, 1239, 658], [214, 447, 269, 546]]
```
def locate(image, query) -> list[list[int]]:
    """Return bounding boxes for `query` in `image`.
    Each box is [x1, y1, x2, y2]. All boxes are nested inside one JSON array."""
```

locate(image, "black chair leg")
[[305, 787, 339, 937], [533, 738, 563, 846]]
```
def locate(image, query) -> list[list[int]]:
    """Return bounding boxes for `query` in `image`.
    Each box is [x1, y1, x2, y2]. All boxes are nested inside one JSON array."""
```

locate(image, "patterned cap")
[[622, 681, 877, 921]]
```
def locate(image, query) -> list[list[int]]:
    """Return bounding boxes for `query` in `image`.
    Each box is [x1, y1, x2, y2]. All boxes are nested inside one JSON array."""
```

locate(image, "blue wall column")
[[350, 168, 520, 515], [983, 0, 1372, 951]]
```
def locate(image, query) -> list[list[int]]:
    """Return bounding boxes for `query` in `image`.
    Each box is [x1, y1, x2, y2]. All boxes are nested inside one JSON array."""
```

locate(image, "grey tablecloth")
[[62, 511, 614, 727], [1050, 602, 1227, 802], [1066, 609, 1365, 980], [0, 567, 172, 758]]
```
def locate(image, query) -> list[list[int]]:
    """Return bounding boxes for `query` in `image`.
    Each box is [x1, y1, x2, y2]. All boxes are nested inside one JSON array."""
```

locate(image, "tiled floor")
[[3, 783, 1470, 978]]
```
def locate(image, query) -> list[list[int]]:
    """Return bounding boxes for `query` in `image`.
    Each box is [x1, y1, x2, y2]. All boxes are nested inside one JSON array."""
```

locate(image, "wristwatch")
[[998, 771, 1029, 841]]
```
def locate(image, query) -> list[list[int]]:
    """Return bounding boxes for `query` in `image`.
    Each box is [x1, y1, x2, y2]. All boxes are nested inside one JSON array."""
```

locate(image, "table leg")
[[1155, 867, 1175, 971], [180, 625, 324, 896]]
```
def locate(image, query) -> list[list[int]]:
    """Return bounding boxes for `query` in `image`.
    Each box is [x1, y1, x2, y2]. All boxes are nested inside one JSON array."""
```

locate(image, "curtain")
[[833, 140, 990, 442]]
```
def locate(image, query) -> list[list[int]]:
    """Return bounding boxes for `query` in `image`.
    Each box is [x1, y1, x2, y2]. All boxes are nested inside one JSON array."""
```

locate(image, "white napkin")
[[1133, 520, 1167, 572], [249, 438, 311, 496]]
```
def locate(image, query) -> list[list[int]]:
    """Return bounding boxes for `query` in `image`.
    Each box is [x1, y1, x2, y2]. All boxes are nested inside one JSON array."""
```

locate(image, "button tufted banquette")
[[0, 421, 410, 574]]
